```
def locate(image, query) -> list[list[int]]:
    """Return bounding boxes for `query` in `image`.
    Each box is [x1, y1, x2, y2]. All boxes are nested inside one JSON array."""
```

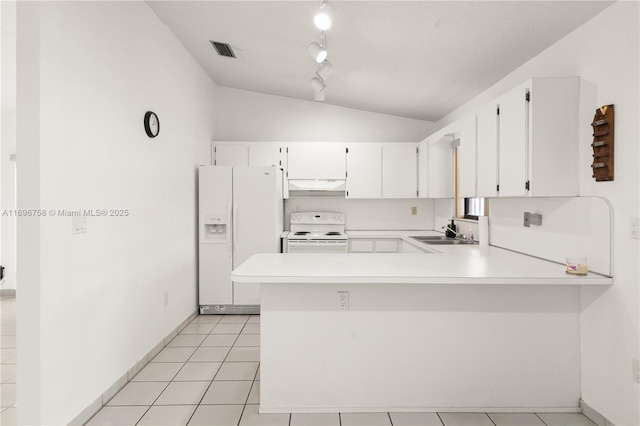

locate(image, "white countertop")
[[234, 229, 612, 285]]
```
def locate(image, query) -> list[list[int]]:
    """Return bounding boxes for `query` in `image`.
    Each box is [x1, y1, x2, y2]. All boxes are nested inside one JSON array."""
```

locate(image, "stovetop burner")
[[294, 231, 310, 236], [325, 232, 342, 236]]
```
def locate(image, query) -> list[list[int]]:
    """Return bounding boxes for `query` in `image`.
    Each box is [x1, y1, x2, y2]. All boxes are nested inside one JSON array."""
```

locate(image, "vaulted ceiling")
[[147, 1, 612, 121]]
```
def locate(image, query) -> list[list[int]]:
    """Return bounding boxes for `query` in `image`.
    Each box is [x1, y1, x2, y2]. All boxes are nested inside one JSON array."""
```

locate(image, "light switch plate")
[[631, 217, 639, 240], [523, 212, 531, 227], [72, 216, 87, 235]]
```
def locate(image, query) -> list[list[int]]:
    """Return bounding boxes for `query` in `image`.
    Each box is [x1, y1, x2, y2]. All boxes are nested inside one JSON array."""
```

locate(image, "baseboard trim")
[[70, 309, 199, 425], [580, 399, 616, 426], [259, 406, 582, 414]]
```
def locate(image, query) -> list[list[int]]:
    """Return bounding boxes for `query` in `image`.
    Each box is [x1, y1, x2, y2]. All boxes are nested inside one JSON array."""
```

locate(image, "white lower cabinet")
[[349, 239, 375, 253], [349, 238, 400, 253]]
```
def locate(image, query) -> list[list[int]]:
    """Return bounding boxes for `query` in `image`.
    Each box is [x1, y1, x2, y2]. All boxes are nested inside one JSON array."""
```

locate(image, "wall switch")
[[530, 213, 542, 226], [631, 217, 640, 240], [633, 359, 640, 384], [411, 206, 417, 215], [72, 217, 87, 235], [524, 212, 542, 227], [337, 291, 349, 310], [164, 291, 169, 307]]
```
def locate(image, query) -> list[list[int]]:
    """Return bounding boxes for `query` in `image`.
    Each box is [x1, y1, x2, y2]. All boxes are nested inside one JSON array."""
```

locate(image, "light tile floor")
[[0, 302, 598, 426], [0, 292, 17, 425]]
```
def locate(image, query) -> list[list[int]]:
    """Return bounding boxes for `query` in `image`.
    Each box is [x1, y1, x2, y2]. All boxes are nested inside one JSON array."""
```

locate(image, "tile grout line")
[[535, 412, 550, 426], [183, 315, 247, 426], [134, 314, 223, 426], [234, 318, 255, 426]]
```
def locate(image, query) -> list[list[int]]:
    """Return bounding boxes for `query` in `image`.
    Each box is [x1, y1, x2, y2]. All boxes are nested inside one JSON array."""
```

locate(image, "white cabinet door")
[[346, 144, 382, 199], [249, 144, 282, 168], [476, 103, 499, 198], [498, 82, 530, 197], [427, 135, 454, 198], [457, 116, 477, 198], [287, 143, 346, 180], [349, 239, 374, 253], [382, 143, 418, 199], [214, 145, 249, 166], [418, 141, 428, 198]]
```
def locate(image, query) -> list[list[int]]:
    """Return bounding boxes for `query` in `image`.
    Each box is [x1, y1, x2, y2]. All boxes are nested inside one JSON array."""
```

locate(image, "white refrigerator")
[[198, 166, 283, 314]]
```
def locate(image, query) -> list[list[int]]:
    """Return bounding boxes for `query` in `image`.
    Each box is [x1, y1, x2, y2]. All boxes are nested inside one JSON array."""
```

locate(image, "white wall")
[[215, 86, 436, 142], [0, 111, 16, 290], [437, 3, 639, 424], [285, 198, 434, 231], [16, 2, 217, 424]]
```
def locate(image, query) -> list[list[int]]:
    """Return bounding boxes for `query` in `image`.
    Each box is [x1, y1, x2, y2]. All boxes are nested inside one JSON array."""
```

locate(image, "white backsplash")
[[285, 198, 434, 231], [489, 197, 612, 276]]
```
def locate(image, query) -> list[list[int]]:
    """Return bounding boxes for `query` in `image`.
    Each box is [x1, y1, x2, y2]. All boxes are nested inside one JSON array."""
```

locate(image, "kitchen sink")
[[409, 236, 478, 245]]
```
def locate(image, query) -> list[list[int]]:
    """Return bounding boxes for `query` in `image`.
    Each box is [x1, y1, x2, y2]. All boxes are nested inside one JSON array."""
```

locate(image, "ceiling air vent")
[[210, 41, 236, 58]]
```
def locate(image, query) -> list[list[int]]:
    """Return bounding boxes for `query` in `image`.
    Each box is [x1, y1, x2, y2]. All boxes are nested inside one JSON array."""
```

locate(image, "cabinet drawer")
[[349, 240, 374, 253], [375, 239, 399, 253]]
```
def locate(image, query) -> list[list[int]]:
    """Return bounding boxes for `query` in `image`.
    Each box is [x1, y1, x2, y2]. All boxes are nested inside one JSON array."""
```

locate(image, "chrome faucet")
[[441, 226, 466, 240]]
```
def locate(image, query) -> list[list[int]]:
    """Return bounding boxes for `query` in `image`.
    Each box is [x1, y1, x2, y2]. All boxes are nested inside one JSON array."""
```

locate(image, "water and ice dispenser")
[[201, 215, 228, 242]]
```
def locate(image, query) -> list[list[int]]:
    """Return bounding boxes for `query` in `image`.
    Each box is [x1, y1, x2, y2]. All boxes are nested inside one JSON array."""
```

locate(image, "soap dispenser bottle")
[[445, 219, 457, 238]]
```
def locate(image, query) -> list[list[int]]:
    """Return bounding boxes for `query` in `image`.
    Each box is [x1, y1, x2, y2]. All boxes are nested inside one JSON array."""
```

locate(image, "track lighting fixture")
[[314, 1, 333, 31], [307, 1, 334, 101], [315, 61, 333, 81], [310, 77, 326, 102], [307, 41, 328, 64]]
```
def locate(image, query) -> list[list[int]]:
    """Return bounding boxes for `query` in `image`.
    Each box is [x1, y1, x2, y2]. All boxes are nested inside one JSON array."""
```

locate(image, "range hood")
[[288, 179, 346, 197]]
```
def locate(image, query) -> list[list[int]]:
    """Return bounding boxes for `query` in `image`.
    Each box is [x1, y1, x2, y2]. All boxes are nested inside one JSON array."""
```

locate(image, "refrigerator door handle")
[[227, 199, 232, 256], [233, 204, 238, 258]]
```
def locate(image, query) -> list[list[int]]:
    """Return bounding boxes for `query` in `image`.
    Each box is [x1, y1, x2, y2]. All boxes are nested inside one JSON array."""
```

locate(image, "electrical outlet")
[[523, 212, 531, 227], [411, 206, 417, 216], [164, 291, 168, 307], [631, 217, 640, 240], [337, 291, 349, 310], [633, 359, 640, 384], [72, 217, 87, 235], [530, 213, 542, 226]]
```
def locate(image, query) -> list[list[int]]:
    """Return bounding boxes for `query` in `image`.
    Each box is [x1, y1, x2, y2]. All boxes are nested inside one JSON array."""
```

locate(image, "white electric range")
[[285, 211, 348, 253]]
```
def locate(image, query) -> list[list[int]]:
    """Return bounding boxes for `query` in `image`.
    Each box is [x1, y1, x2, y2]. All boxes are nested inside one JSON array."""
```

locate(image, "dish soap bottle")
[[445, 219, 457, 238]]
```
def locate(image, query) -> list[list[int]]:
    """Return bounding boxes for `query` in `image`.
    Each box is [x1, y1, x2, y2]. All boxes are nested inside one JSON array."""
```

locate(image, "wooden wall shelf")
[[591, 104, 614, 181]]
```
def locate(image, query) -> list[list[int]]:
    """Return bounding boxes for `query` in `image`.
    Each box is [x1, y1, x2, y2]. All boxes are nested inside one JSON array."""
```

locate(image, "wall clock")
[[144, 111, 160, 138]]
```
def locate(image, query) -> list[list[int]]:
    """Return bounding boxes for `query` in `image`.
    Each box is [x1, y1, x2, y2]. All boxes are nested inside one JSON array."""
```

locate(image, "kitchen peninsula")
[[231, 245, 612, 414]]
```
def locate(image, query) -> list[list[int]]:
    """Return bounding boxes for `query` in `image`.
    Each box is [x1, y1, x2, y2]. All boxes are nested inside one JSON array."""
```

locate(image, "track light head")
[[307, 42, 328, 63], [310, 77, 326, 92], [314, 2, 333, 31], [316, 61, 333, 81]]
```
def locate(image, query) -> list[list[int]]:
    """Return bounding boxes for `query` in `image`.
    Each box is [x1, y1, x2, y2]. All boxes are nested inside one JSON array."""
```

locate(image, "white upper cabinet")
[[249, 144, 282, 168], [497, 77, 579, 197], [418, 140, 428, 198], [346, 144, 382, 199], [381, 143, 418, 199], [497, 81, 530, 197], [214, 144, 249, 166], [427, 132, 454, 199], [476, 102, 500, 198], [457, 116, 477, 199], [287, 143, 347, 180]]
